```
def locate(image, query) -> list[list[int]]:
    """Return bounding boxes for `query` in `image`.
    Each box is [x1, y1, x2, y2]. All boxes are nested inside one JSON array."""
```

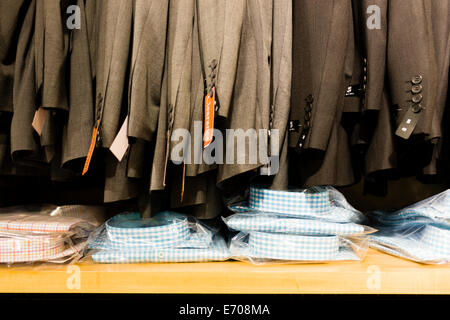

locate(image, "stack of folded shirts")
[[369, 190, 450, 264], [224, 186, 373, 264], [88, 212, 230, 263], [0, 208, 96, 264]]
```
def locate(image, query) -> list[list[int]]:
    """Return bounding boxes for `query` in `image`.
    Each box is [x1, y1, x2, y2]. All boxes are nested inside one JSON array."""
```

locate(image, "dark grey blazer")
[[387, 0, 438, 139], [217, 0, 273, 184], [289, 0, 354, 187], [10, 0, 42, 164], [61, 0, 96, 168], [290, 0, 352, 153]]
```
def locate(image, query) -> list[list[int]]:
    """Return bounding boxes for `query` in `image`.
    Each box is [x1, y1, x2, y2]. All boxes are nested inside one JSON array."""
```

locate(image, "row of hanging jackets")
[[0, 0, 449, 218]]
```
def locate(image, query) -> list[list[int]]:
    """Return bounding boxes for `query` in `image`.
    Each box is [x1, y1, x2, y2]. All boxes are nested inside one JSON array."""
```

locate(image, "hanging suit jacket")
[[127, 0, 169, 214], [93, 0, 137, 203], [290, 0, 352, 154], [387, 0, 438, 140], [360, 0, 397, 183], [217, 0, 273, 185], [0, 0, 28, 172], [61, 0, 96, 170], [10, 0, 42, 165], [150, 0, 195, 194], [347, 0, 396, 179], [422, 0, 450, 176], [267, 0, 293, 191], [289, 0, 354, 187]]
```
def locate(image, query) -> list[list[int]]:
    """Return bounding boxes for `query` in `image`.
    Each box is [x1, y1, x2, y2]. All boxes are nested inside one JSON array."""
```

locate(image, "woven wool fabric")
[[91, 236, 230, 263], [370, 225, 450, 263], [224, 214, 366, 236]]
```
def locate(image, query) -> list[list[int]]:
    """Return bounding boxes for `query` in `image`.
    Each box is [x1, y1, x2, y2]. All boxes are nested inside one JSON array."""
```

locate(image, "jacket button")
[[412, 104, 423, 113], [412, 94, 423, 103], [411, 75, 423, 84], [411, 84, 423, 94]]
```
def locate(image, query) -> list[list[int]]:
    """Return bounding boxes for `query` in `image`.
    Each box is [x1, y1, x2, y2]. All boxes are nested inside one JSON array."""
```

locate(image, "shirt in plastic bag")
[[88, 211, 230, 263]]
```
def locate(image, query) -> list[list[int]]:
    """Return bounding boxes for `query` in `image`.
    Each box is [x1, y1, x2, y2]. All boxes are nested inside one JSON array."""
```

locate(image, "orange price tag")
[[82, 119, 100, 176], [203, 87, 215, 148]]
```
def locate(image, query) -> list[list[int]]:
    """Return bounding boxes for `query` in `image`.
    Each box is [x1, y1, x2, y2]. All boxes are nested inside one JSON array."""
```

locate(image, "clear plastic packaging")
[[223, 213, 375, 236], [370, 189, 450, 229], [0, 205, 100, 265], [370, 224, 450, 264], [369, 190, 450, 264], [87, 211, 230, 263], [229, 232, 370, 264], [229, 186, 367, 224], [225, 186, 373, 264]]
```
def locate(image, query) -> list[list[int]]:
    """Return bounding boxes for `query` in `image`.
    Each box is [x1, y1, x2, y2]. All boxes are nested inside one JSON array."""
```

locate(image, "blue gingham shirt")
[[370, 225, 450, 264], [223, 213, 367, 236], [230, 232, 361, 262], [369, 190, 450, 263], [89, 212, 230, 263], [229, 186, 366, 223], [226, 186, 368, 262], [92, 236, 230, 263]]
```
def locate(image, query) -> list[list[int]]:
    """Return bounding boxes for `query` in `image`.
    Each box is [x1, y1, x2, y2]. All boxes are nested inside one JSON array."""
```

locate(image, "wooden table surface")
[[0, 249, 449, 294]]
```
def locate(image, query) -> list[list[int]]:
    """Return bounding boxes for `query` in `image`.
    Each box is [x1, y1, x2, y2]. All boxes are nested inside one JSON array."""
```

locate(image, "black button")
[[411, 75, 423, 84], [411, 84, 422, 94], [411, 104, 422, 113], [412, 94, 423, 103]]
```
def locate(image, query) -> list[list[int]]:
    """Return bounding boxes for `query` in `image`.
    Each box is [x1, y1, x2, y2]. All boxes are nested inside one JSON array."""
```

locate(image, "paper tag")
[[395, 107, 421, 140], [32, 107, 48, 136], [82, 119, 100, 175], [109, 116, 129, 162], [203, 87, 215, 148]]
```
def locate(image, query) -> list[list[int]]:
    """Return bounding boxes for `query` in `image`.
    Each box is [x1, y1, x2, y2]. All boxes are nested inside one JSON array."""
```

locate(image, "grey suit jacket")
[[290, 0, 351, 152], [61, 0, 96, 169], [387, 0, 438, 139], [150, 0, 195, 192], [10, 0, 42, 164], [268, 0, 293, 190], [217, 0, 273, 184], [289, 0, 354, 187], [0, 0, 28, 173]]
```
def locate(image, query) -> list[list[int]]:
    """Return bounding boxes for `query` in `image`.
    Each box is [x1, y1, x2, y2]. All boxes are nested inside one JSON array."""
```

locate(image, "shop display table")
[[0, 249, 449, 294]]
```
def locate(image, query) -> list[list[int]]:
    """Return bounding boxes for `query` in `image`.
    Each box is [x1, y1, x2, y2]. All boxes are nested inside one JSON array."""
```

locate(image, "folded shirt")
[[370, 190, 450, 228], [229, 186, 366, 223], [230, 232, 361, 262], [88, 211, 230, 263], [370, 224, 450, 264], [225, 186, 370, 264], [91, 236, 230, 263], [224, 213, 369, 236], [0, 212, 95, 264]]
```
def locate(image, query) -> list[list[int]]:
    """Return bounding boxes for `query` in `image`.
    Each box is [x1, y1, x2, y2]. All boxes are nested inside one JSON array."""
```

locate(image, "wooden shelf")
[[0, 249, 449, 294]]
